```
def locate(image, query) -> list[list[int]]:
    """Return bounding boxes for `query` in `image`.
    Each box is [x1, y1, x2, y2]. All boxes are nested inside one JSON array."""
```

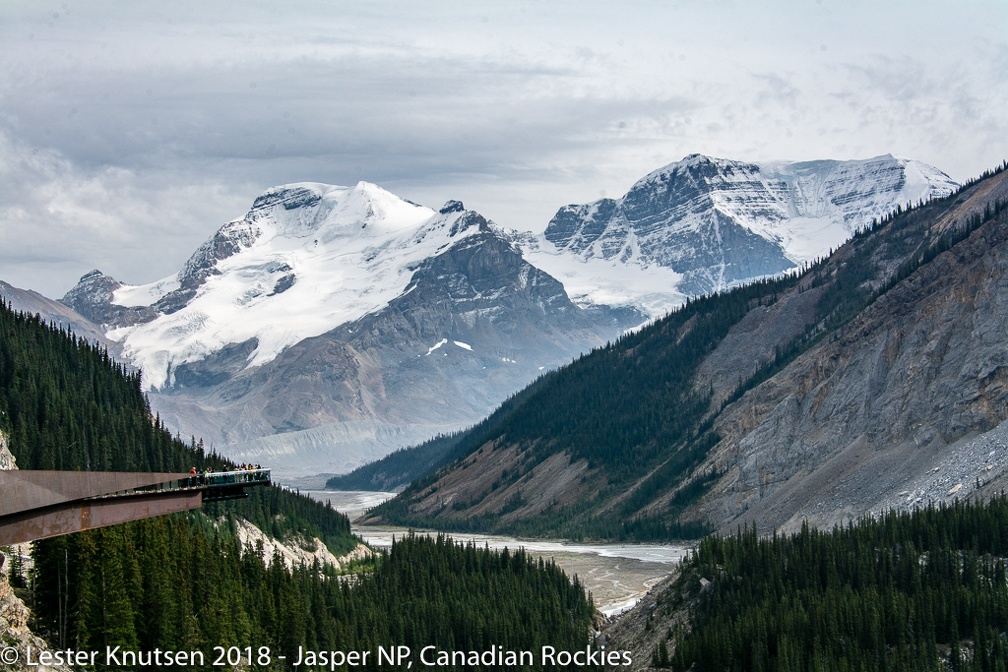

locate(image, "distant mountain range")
[[363, 165, 1008, 539], [55, 183, 641, 476], [3, 153, 958, 477], [522, 153, 957, 309]]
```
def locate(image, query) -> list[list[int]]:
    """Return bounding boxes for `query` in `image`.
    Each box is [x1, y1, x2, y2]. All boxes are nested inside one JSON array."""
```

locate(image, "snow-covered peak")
[[243, 181, 435, 243], [531, 153, 958, 313], [114, 274, 180, 308], [638, 154, 761, 185], [764, 155, 957, 226], [102, 183, 484, 390], [899, 158, 960, 197], [547, 153, 957, 257], [321, 181, 436, 238]]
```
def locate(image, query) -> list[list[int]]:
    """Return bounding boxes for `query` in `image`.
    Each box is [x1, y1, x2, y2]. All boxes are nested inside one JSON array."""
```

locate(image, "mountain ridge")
[[363, 164, 1008, 539], [524, 153, 957, 306], [54, 153, 959, 478], [65, 185, 640, 476]]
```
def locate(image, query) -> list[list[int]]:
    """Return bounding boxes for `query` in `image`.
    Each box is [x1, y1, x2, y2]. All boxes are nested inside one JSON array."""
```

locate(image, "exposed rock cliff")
[[697, 172, 1008, 533], [0, 567, 72, 672], [371, 167, 1008, 538], [0, 432, 15, 470]]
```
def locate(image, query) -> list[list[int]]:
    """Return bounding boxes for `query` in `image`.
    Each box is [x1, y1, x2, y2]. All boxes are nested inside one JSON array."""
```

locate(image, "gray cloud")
[[1, 0, 1005, 298]]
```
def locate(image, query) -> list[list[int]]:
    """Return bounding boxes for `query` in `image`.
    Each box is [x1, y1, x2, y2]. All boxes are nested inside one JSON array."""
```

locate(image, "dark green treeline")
[[0, 300, 354, 552], [654, 498, 1008, 672], [31, 528, 595, 671], [0, 306, 176, 472], [0, 300, 595, 670]]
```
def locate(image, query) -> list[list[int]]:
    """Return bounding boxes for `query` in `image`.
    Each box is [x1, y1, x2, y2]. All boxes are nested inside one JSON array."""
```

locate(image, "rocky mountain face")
[[59, 182, 641, 476], [700, 172, 1008, 534], [367, 166, 1008, 537], [526, 154, 957, 302], [151, 223, 641, 475], [52, 155, 959, 480]]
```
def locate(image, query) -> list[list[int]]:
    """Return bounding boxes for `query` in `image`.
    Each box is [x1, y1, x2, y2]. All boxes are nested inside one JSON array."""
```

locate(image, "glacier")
[[57, 152, 960, 477], [106, 182, 482, 390], [524, 153, 958, 312]]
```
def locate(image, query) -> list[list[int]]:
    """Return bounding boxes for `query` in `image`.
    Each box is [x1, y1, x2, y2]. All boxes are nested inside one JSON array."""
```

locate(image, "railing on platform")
[[187, 468, 272, 489], [98, 468, 272, 500]]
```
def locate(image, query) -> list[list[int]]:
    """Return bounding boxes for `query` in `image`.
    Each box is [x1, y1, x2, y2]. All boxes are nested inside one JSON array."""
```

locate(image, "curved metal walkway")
[[0, 468, 271, 546]]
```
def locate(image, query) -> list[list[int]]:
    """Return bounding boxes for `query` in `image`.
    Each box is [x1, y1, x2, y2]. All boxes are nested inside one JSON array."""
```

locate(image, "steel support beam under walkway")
[[0, 469, 270, 546]]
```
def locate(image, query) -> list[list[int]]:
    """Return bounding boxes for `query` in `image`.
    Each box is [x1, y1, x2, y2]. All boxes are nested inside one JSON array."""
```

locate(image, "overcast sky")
[[1, 0, 1005, 298]]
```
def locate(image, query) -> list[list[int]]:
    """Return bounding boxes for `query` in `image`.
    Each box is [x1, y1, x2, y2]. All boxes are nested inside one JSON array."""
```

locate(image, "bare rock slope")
[[371, 167, 1008, 537], [700, 171, 1008, 533]]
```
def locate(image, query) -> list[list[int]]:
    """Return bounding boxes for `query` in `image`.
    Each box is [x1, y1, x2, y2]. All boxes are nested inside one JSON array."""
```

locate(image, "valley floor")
[[308, 489, 689, 615]]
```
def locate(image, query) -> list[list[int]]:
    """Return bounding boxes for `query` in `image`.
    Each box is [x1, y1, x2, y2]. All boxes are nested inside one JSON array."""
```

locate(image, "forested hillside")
[[365, 163, 1008, 541], [0, 302, 354, 552], [327, 431, 467, 492], [367, 277, 795, 539], [0, 300, 597, 670], [30, 528, 594, 671], [629, 497, 1008, 672]]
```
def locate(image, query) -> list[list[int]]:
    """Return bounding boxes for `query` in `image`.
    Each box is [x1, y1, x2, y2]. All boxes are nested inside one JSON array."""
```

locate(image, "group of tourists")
[[187, 463, 263, 475]]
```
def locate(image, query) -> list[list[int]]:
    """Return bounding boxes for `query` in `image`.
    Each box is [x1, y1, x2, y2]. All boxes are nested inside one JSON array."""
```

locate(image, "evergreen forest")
[[29, 527, 595, 671], [326, 430, 466, 492], [0, 300, 596, 670], [0, 301, 355, 553], [651, 498, 1008, 672]]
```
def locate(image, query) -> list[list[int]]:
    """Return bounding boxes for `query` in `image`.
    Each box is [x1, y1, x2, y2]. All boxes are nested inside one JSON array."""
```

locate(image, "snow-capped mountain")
[[367, 163, 1008, 542], [95, 183, 492, 390], [524, 154, 958, 308], [62, 182, 641, 476], [59, 154, 958, 477]]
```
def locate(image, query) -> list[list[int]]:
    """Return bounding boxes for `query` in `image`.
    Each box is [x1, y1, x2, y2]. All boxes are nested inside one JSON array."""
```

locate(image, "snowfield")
[[110, 182, 480, 389], [94, 155, 958, 392]]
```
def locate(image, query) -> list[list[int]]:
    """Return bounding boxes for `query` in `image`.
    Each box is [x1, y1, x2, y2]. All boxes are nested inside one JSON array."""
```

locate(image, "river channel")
[[305, 490, 691, 616]]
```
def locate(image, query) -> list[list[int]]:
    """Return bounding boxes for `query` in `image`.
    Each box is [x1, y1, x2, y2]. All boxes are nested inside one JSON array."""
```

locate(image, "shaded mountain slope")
[[60, 185, 640, 477], [698, 169, 1008, 534], [365, 164, 1008, 539], [0, 279, 114, 352]]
